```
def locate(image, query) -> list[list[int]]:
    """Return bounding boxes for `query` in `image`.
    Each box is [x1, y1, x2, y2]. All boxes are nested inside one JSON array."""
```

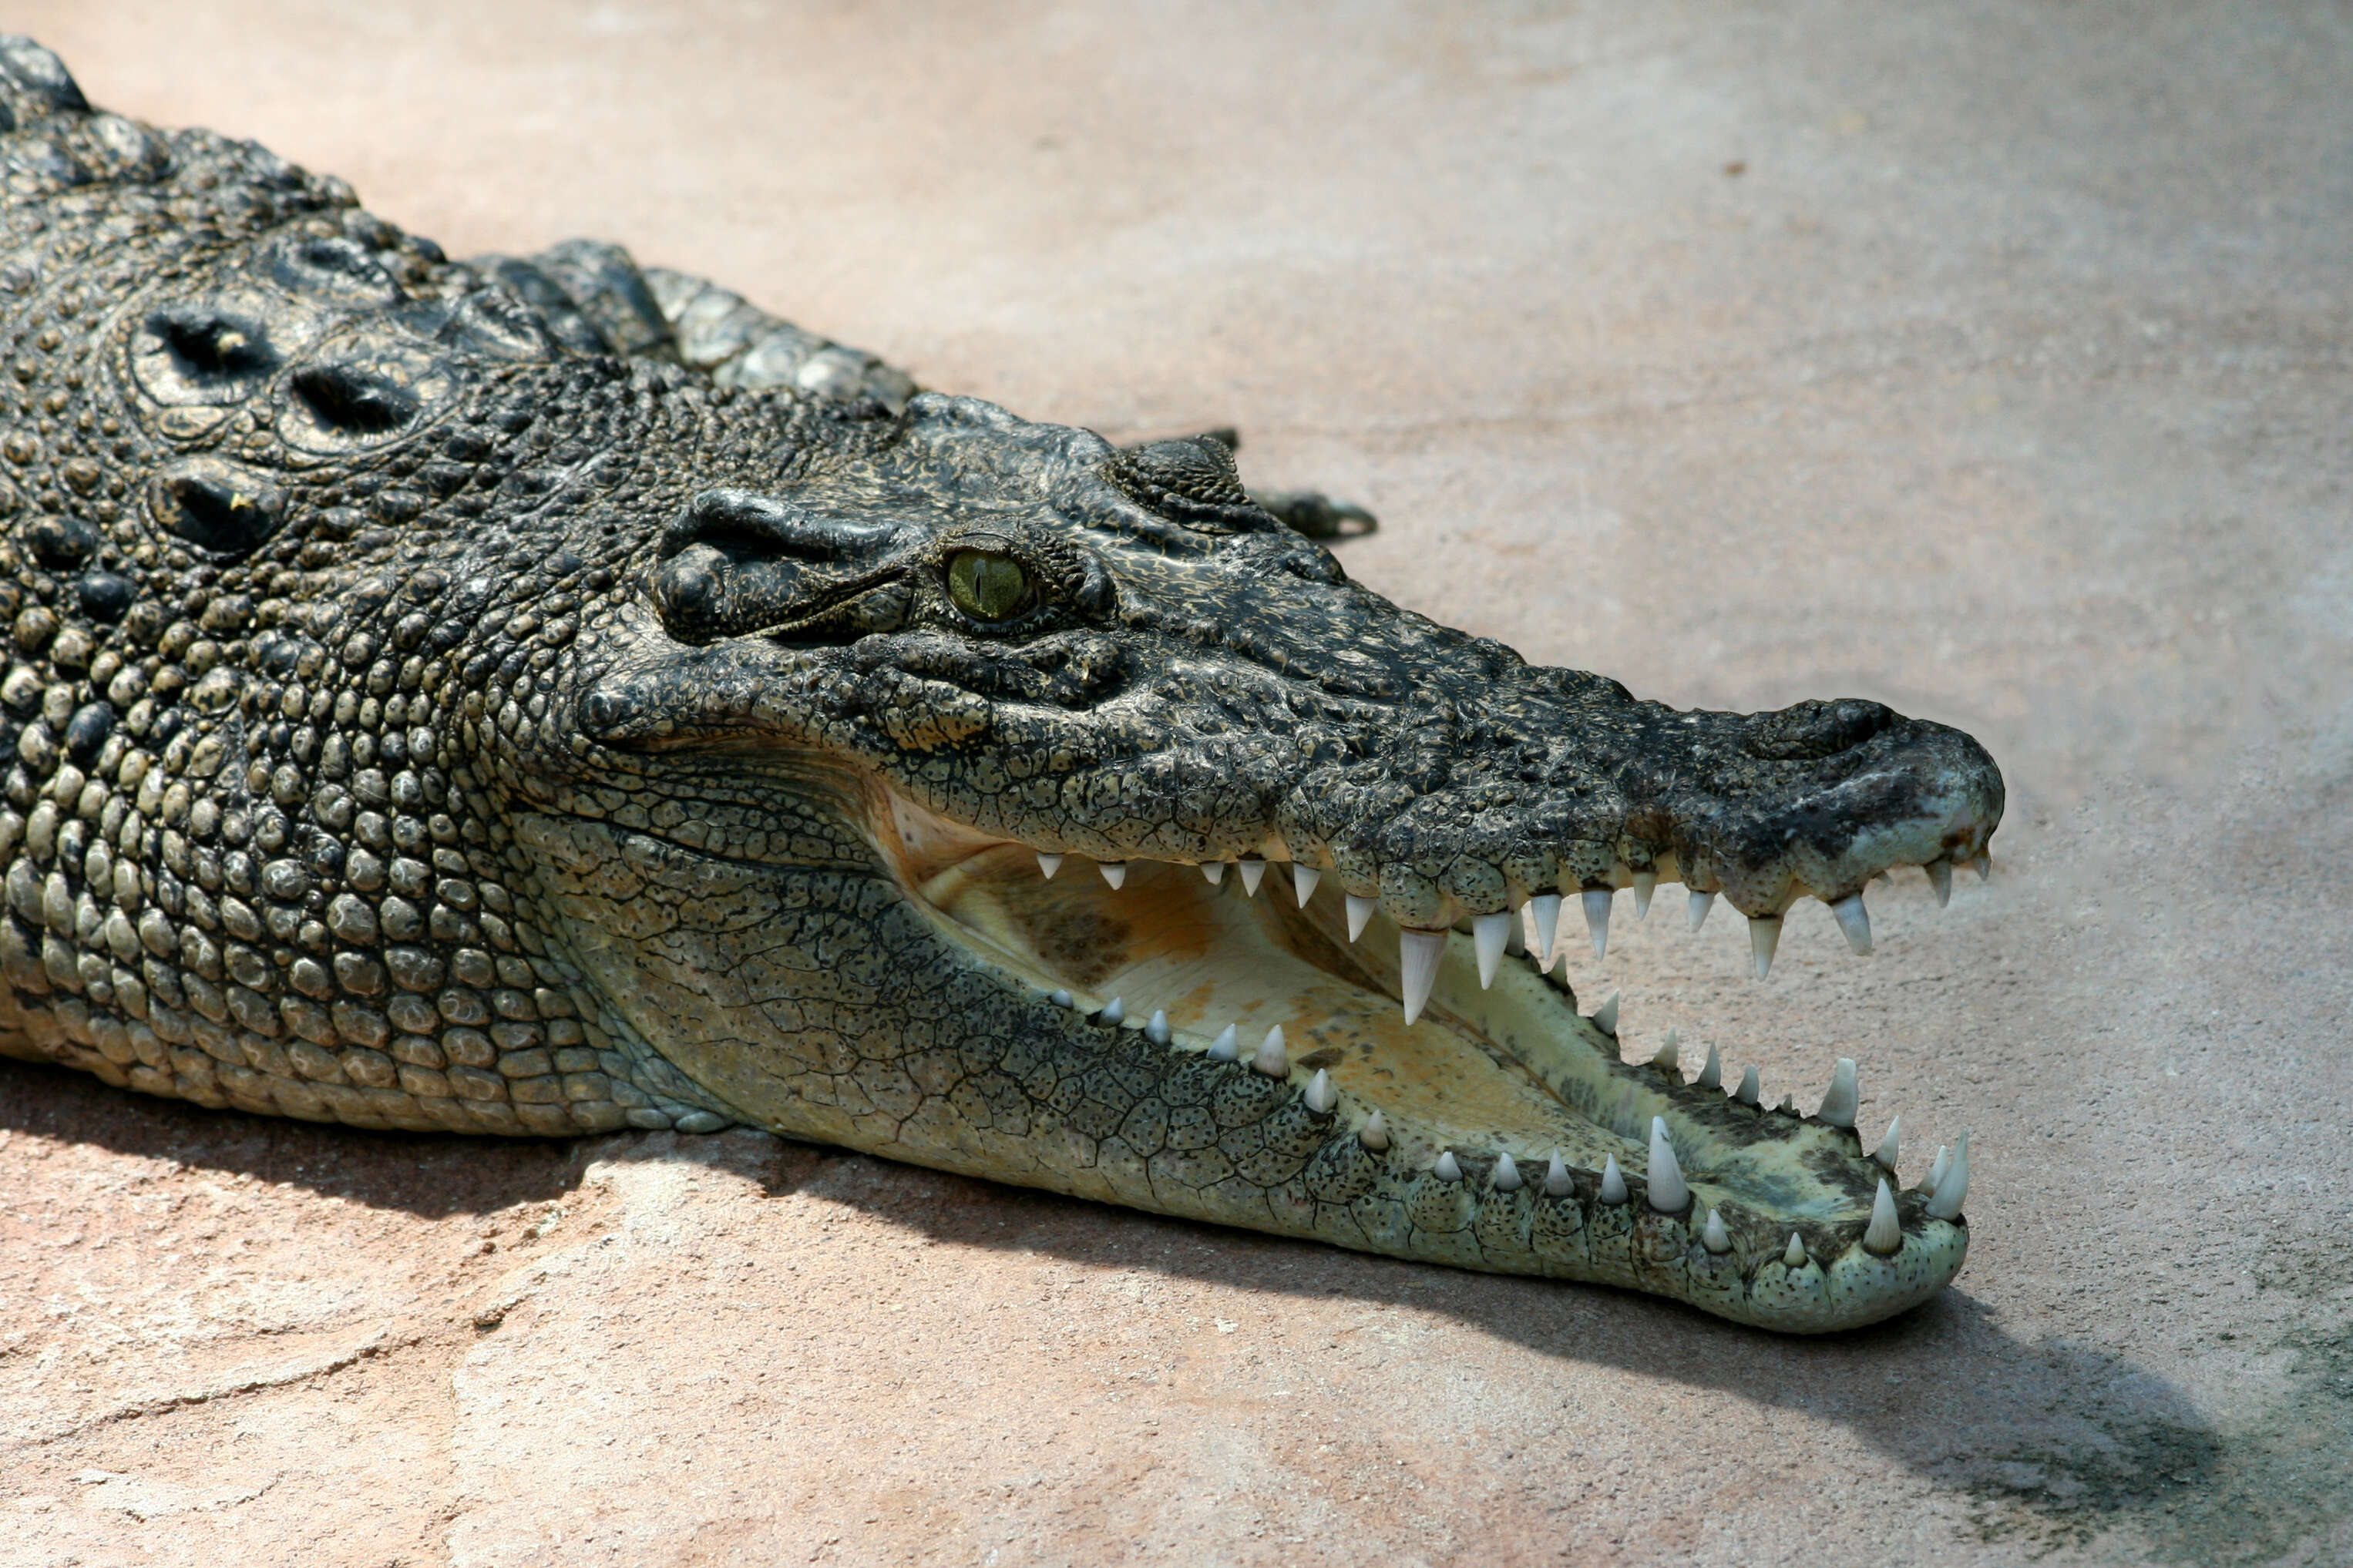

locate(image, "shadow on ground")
[[10, 1056, 2347, 1563]]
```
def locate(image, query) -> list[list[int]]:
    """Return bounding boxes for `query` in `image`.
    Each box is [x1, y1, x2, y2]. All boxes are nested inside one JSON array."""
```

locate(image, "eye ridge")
[[945, 548, 1032, 623]]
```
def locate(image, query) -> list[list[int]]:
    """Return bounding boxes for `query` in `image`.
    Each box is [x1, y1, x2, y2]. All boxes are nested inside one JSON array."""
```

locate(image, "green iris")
[[946, 549, 1029, 622]]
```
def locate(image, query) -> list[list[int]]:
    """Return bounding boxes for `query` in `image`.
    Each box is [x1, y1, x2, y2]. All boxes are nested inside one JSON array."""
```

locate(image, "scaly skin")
[[0, 40, 2002, 1331]]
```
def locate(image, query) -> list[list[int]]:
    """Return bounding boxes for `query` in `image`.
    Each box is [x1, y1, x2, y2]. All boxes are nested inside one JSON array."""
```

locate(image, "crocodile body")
[[0, 39, 2002, 1331]]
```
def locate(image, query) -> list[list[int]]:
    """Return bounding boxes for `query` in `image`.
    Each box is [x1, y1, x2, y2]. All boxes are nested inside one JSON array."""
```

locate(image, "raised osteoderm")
[[0, 39, 2001, 1331]]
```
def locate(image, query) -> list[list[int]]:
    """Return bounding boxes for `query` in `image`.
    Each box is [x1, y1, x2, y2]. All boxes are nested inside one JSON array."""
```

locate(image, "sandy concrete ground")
[[3, 2, 2350, 1563]]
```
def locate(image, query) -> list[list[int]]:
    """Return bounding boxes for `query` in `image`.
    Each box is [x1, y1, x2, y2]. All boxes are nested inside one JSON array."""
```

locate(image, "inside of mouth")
[[872, 787, 1864, 1205]]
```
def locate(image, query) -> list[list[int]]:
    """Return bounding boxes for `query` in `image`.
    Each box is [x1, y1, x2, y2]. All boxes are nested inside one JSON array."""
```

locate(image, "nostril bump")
[[1743, 697, 1896, 760], [653, 543, 724, 627]]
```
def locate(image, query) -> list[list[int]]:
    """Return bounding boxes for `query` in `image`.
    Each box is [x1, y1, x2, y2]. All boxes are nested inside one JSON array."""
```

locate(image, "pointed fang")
[[1632, 871, 1656, 919], [1862, 1177, 1903, 1254], [1830, 892, 1874, 955], [1647, 1116, 1689, 1213], [1473, 912, 1512, 989], [1399, 929, 1447, 1025], [1237, 858, 1266, 898], [1100, 861, 1128, 889], [1701, 1208, 1731, 1254], [1292, 865, 1321, 906], [1100, 996, 1125, 1025], [1653, 1026, 1680, 1073], [1037, 852, 1064, 880], [1583, 887, 1613, 959], [1697, 1043, 1722, 1091], [1346, 894, 1378, 943], [1924, 1144, 1951, 1194], [1528, 893, 1562, 962], [1873, 1114, 1901, 1170], [1360, 1109, 1390, 1151], [1303, 1067, 1336, 1114], [1145, 1009, 1171, 1045], [1598, 1155, 1628, 1205], [1544, 1152, 1572, 1197], [1592, 990, 1620, 1036], [1688, 889, 1715, 931], [1493, 1150, 1522, 1192], [1252, 1025, 1289, 1078], [1207, 1024, 1239, 1062], [1735, 1065, 1761, 1106], [1783, 1232, 1808, 1269], [1202, 861, 1226, 885], [1049, 989, 1074, 1008], [1818, 1057, 1859, 1127], [1434, 1150, 1462, 1183], [1926, 1130, 1971, 1220], [1749, 915, 1782, 979], [1926, 857, 1953, 908]]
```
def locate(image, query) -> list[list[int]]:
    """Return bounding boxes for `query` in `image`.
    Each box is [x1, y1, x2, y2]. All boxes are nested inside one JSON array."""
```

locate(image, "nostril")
[[1743, 698, 1896, 760]]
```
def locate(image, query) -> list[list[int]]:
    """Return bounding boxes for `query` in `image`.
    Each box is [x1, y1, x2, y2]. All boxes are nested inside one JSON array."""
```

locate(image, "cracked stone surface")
[[2, 2, 2349, 1563]]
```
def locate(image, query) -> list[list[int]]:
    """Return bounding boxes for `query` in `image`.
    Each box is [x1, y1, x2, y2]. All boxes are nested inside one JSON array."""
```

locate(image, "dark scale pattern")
[[0, 38, 2004, 1331]]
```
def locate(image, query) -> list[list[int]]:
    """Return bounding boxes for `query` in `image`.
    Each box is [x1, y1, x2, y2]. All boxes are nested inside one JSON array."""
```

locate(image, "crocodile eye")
[[946, 550, 1030, 622]]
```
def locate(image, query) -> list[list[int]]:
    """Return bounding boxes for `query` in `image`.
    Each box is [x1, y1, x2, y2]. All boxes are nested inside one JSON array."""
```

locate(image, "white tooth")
[[1100, 996, 1125, 1025], [1924, 1144, 1951, 1194], [1492, 1150, 1522, 1192], [1872, 1114, 1901, 1170], [1049, 989, 1074, 1008], [1830, 892, 1873, 955], [1652, 1026, 1680, 1074], [1775, 1094, 1796, 1114], [1701, 1207, 1731, 1254], [1037, 852, 1064, 880], [1632, 871, 1656, 919], [1238, 858, 1266, 897], [1100, 861, 1128, 889], [1360, 1109, 1390, 1150], [1292, 865, 1321, 906], [1208, 1024, 1239, 1061], [1598, 1155, 1627, 1204], [1925, 1130, 1970, 1220], [1696, 1043, 1722, 1091], [1504, 913, 1526, 956], [1345, 895, 1378, 942], [1304, 1067, 1336, 1114], [1582, 887, 1613, 959], [1591, 990, 1619, 1036], [1145, 1009, 1171, 1045], [1398, 928, 1447, 1025], [1202, 861, 1226, 885], [1783, 1232, 1807, 1269], [1817, 1057, 1858, 1128], [1862, 1177, 1902, 1254], [1647, 1116, 1689, 1212], [1528, 893, 1562, 962], [1433, 1150, 1462, 1182], [1544, 1152, 1572, 1197], [1472, 912, 1511, 989], [1926, 858, 1952, 908], [1688, 889, 1716, 931], [1735, 1065, 1761, 1105], [1975, 855, 1992, 882], [1749, 915, 1782, 979], [1252, 1025, 1289, 1077]]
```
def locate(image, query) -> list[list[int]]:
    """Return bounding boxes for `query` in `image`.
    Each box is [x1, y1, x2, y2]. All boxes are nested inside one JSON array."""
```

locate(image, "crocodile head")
[[526, 392, 2002, 1331]]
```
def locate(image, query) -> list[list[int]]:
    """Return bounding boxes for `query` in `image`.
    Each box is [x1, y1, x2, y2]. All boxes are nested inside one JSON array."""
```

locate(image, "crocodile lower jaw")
[[872, 785, 1969, 1332]]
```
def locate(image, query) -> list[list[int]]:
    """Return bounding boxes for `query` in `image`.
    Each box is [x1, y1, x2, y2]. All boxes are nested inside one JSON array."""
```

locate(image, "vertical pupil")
[[950, 552, 1026, 619]]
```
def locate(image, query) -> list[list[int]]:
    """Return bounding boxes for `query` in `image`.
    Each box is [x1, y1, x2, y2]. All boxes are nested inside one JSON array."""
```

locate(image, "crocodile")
[[0, 38, 2001, 1332]]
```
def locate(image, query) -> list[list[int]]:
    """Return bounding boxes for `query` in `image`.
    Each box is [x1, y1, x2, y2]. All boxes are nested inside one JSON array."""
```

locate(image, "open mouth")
[[875, 784, 1974, 1332]]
